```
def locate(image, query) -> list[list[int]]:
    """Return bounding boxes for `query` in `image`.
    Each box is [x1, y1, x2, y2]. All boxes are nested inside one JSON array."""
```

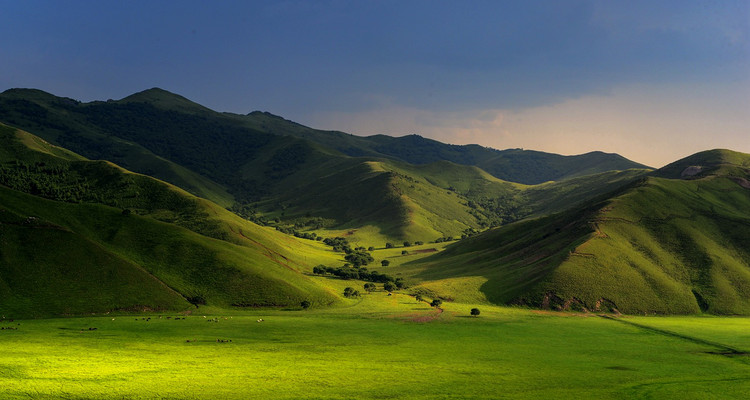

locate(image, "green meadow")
[[1, 294, 748, 400]]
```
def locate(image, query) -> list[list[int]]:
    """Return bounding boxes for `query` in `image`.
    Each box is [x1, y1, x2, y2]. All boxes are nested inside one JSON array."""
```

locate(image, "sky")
[[1, 0, 748, 167]]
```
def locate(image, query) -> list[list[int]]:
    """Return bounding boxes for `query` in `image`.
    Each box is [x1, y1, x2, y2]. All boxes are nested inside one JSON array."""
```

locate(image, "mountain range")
[[0, 87, 747, 317]]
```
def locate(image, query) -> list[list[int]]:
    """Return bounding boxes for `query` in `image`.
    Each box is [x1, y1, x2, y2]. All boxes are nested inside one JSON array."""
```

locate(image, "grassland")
[[0, 124, 346, 317], [0, 294, 748, 399], [407, 150, 750, 314]]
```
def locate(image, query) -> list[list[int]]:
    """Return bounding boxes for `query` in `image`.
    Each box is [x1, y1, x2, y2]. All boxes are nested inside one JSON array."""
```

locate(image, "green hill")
[[407, 150, 750, 314], [0, 124, 339, 318], [0, 88, 649, 241], [235, 111, 649, 184]]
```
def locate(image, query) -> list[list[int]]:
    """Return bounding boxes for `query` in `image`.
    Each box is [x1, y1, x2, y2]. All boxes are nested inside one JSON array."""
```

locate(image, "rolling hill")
[[407, 149, 750, 314], [0, 123, 340, 318], [0, 88, 649, 243], [0, 87, 747, 316]]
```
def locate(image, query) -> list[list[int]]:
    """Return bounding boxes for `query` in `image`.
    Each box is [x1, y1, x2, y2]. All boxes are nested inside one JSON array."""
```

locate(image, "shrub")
[[470, 308, 480, 317]]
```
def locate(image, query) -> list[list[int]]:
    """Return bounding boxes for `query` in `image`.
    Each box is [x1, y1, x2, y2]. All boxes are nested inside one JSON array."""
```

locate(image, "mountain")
[[237, 110, 649, 184], [407, 149, 750, 314], [0, 87, 649, 242], [0, 123, 339, 318]]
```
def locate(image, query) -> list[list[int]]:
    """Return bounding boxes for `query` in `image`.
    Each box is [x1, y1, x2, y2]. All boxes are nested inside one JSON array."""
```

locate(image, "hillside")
[[406, 149, 750, 314], [0, 124, 340, 318], [0, 88, 649, 242], [237, 110, 649, 184]]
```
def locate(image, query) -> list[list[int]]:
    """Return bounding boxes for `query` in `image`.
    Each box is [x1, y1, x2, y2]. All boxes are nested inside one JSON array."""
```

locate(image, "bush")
[[343, 287, 360, 298], [430, 299, 443, 308], [301, 300, 311, 309], [381, 260, 390, 267], [470, 308, 480, 317], [383, 282, 396, 292]]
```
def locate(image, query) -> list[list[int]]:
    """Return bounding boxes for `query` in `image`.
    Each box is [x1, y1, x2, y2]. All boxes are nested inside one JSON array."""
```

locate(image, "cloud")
[[305, 80, 750, 168]]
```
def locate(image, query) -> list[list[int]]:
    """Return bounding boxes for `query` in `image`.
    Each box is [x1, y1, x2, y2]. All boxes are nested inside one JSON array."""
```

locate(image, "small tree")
[[301, 300, 311, 309], [344, 287, 355, 297], [470, 308, 480, 317], [403, 241, 412, 247], [415, 294, 424, 302], [381, 260, 390, 267], [401, 250, 409, 255], [385, 242, 394, 248], [364, 283, 376, 292], [430, 299, 443, 308], [368, 246, 375, 251], [383, 282, 396, 292]]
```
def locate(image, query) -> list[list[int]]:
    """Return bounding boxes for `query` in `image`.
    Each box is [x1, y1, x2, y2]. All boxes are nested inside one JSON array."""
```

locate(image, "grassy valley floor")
[[0, 294, 748, 399]]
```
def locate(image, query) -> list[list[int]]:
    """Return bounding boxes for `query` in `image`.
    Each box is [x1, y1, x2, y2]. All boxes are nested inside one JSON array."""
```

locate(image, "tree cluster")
[[312, 265, 404, 288]]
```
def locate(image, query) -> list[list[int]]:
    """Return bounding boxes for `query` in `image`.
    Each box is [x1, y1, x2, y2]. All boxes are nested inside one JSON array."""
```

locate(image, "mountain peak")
[[118, 88, 211, 113], [653, 149, 750, 179]]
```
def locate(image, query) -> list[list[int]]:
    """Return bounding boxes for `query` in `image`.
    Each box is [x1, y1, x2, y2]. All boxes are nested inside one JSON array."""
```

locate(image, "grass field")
[[1, 294, 748, 399]]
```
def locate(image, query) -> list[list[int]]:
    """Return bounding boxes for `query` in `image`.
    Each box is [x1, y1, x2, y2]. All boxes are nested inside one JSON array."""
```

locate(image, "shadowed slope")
[[0, 124, 339, 317]]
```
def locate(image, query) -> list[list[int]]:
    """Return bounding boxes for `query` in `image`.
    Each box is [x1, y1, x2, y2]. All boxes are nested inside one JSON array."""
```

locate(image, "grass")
[[405, 150, 750, 314], [0, 89, 650, 244], [0, 125, 347, 317], [0, 296, 748, 399]]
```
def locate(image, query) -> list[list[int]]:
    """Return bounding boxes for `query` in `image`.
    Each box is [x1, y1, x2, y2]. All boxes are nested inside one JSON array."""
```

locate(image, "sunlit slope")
[[0, 125, 339, 317], [409, 150, 750, 314]]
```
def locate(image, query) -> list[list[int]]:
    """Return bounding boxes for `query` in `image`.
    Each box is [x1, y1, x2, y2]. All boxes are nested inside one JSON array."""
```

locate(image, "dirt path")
[[410, 306, 443, 323]]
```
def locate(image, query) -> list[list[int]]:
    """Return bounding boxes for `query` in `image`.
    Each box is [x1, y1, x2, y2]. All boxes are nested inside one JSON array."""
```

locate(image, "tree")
[[385, 242, 394, 248], [383, 282, 396, 292], [430, 299, 442, 308], [415, 294, 424, 302], [343, 287, 360, 298], [364, 283, 376, 292], [403, 241, 411, 247], [401, 250, 409, 255], [381, 260, 390, 267], [301, 300, 311, 309], [368, 246, 375, 251], [470, 308, 480, 317]]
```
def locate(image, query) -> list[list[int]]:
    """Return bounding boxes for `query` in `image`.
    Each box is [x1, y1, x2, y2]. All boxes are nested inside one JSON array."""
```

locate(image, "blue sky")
[[1, 0, 748, 166]]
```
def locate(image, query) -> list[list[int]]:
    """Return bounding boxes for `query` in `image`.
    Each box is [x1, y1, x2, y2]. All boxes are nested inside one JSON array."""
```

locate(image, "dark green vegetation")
[[410, 149, 750, 314], [1, 87, 748, 318], [0, 88, 648, 242], [0, 123, 338, 318]]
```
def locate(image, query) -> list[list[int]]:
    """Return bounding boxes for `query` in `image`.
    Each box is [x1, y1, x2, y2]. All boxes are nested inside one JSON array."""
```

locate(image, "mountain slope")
[[236, 111, 650, 184], [407, 150, 750, 314], [0, 124, 340, 318], [0, 87, 650, 243]]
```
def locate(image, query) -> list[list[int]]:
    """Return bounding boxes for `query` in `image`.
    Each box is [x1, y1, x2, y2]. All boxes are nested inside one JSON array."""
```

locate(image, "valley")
[[0, 88, 748, 399]]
